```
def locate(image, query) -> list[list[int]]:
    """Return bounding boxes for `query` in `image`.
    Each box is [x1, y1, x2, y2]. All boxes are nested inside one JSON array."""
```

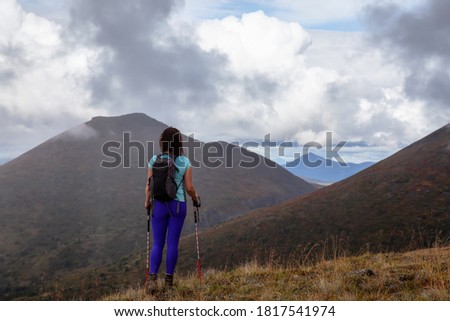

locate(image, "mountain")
[[284, 153, 375, 183], [0, 113, 315, 299], [177, 124, 450, 271]]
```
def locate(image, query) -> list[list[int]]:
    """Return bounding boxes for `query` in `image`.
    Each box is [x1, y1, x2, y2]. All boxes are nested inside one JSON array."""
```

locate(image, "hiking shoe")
[[148, 273, 158, 295], [164, 274, 174, 289]]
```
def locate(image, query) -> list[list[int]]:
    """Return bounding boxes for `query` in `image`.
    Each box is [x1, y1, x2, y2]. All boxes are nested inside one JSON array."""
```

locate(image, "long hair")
[[159, 127, 183, 157]]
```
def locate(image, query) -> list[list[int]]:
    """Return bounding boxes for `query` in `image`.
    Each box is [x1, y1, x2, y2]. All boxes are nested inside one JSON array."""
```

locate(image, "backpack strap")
[[149, 154, 163, 217], [174, 156, 187, 214], [175, 176, 185, 215]]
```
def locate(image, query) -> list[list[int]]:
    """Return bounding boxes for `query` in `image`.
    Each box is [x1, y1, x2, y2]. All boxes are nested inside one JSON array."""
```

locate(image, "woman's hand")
[[145, 200, 152, 210], [192, 194, 201, 207]]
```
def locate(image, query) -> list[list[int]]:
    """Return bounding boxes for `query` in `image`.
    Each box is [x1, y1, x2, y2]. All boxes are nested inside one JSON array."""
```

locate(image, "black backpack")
[[150, 154, 182, 201]]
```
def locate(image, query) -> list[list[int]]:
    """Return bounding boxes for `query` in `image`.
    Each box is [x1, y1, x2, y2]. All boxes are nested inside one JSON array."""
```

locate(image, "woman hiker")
[[145, 127, 200, 294]]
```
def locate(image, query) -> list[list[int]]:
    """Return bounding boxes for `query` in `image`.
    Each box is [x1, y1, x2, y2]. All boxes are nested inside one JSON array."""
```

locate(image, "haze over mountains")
[[178, 124, 450, 271], [0, 113, 314, 299], [284, 154, 375, 184]]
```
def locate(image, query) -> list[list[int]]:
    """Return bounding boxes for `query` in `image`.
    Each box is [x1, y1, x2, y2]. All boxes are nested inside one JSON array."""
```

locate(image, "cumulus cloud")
[[197, 11, 338, 141], [195, 11, 434, 149], [0, 0, 101, 157], [198, 11, 312, 75], [364, 0, 450, 115], [69, 0, 227, 119]]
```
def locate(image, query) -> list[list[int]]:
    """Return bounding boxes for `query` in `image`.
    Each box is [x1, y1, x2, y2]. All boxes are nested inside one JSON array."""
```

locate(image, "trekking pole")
[[193, 197, 202, 283], [145, 206, 150, 290]]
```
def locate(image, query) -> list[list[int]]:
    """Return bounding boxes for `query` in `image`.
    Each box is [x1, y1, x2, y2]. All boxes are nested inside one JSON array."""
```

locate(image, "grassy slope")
[[104, 247, 450, 301]]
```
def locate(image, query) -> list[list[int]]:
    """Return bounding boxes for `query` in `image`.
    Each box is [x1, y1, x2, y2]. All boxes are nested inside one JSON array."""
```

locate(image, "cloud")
[[60, 123, 98, 141], [0, 0, 102, 158], [364, 0, 450, 114], [195, 11, 431, 149], [198, 11, 311, 76], [69, 0, 228, 119], [196, 11, 333, 141]]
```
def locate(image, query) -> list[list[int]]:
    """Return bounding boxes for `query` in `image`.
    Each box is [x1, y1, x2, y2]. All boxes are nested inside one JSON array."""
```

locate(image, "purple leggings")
[[150, 199, 187, 275]]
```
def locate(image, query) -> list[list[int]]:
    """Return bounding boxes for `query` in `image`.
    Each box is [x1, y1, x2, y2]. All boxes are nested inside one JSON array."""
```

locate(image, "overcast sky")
[[1, 0, 449, 163]]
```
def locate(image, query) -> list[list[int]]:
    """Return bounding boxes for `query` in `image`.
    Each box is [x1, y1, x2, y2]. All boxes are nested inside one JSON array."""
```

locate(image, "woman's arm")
[[184, 167, 199, 202], [145, 168, 152, 209]]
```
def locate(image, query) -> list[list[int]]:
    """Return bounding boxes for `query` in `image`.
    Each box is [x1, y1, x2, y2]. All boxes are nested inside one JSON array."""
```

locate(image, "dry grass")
[[104, 246, 450, 301]]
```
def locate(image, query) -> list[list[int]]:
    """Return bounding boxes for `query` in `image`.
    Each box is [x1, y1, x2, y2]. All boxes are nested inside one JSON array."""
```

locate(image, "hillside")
[[105, 247, 449, 301], [0, 113, 314, 300], [177, 124, 450, 271]]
